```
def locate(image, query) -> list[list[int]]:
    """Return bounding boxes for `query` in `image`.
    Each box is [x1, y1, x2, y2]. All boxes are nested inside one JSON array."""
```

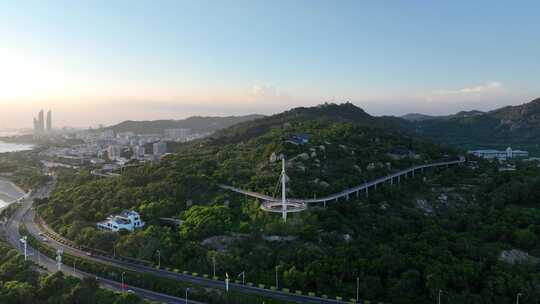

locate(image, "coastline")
[[0, 177, 27, 210], [0, 140, 34, 154]]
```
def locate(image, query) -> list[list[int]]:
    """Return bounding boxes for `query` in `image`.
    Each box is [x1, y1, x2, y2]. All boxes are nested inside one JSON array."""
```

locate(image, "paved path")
[[221, 158, 465, 205], [1, 180, 203, 304]]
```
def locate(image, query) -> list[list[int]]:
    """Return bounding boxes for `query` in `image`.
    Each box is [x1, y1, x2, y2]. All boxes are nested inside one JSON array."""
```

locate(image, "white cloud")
[[432, 81, 503, 95], [250, 84, 287, 100]]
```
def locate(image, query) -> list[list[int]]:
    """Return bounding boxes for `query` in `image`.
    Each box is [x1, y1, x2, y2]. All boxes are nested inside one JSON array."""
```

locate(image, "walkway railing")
[[220, 158, 465, 205]]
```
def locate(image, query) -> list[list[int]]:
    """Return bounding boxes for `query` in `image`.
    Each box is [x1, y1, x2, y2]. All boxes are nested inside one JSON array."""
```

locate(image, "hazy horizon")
[[1, 0, 539, 128]]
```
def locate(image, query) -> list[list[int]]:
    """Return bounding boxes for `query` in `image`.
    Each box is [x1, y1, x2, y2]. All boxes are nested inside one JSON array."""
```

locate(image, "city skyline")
[[1, 0, 540, 128]]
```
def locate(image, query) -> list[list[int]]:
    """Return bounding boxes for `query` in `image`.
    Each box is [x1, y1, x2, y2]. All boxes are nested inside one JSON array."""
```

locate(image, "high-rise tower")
[[38, 110, 45, 132], [46, 110, 52, 132]]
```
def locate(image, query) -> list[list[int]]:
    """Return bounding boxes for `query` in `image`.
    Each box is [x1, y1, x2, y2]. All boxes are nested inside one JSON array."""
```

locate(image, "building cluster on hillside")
[[468, 147, 529, 160], [96, 210, 144, 232], [40, 127, 213, 174]]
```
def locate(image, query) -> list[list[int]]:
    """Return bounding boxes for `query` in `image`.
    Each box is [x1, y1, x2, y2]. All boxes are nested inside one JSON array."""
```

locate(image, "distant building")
[[153, 141, 167, 156], [164, 128, 191, 142], [287, 133, 311, 145], [468, 147, 529, 160], [107, 145, 122, 160], [132, 145, 145, 159], [38, 110, 44, 131], [33, 109, 46, 136], [46, 110, 52, 132], [96, 210, 144, 232]]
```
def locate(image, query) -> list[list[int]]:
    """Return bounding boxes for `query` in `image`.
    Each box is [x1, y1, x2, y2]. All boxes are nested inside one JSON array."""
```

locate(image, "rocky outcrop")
[[262, 235, 297, 242], [499, 249, 539, 265]]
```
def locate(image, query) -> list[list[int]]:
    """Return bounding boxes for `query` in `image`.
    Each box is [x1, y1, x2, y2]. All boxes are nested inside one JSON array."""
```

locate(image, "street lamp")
[[438, 289, 443, 304], [275, 265, 280, 289], [212, 256, 216, 277], [121, 272, 126, 293], [356, 277, 359, 302], [516, 293, 522, 304], [156, 250, 161, 268], [185, 288, 190, 304], [237, 271, 245, 285]]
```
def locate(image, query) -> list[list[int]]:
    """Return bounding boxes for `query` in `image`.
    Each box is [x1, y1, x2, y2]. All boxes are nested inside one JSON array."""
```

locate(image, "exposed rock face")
[[499, 249, 539, 265], [201, 235, 236, 251], [416, 199, 434, 215], [319, 181, 330, 188], [262, 235, 297, 242], [297, 153, 310, 161]]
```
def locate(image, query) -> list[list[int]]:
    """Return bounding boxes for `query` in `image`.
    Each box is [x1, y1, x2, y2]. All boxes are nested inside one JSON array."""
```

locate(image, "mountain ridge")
[[105, 114, 264, 135]]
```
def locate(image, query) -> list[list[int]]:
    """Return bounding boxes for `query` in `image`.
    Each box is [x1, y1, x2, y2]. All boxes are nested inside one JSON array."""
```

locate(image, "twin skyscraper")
[[33, 109, 52, 135]]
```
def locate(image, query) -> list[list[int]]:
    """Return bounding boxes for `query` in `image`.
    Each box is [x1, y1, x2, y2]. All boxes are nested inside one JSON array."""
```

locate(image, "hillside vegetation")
[[38, 103, 540, 303], [0, 240, 145, 304], [411, 97, 540, 154], [106, 114, 264, 135]]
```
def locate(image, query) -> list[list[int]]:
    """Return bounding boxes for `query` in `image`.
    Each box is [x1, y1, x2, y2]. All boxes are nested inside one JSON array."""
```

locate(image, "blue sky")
[[1, 0, 539, 128]]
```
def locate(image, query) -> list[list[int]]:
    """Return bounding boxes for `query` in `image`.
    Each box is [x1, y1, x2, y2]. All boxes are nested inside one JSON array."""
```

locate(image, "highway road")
[[1, 180, 204, 304], [8, 181, 351, 303]]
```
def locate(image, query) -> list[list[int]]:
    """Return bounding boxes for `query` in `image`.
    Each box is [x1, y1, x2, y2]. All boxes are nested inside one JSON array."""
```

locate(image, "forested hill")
[[409, 97, 540, 153], [206, 102, 409, 145], [105, 114, 264, 134], [39, 102, 540, 303]]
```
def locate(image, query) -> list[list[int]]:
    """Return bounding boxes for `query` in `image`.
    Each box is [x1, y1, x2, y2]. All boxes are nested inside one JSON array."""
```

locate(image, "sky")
[[1, 0, 540, 128]]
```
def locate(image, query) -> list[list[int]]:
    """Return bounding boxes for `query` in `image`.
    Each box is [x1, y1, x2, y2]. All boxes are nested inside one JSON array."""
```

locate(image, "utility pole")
[[438, 289, 442, 304], [516, 293, 522, 304], [157, 250, 161, 268], [225, 273, 229, 292], [73, 260, 77, 273], [281, 157, 287, 222], [275, 265, 280, 289], [237, 271, 245, 285], [185, 288, 190, 304], [212, 256, 216, 277]]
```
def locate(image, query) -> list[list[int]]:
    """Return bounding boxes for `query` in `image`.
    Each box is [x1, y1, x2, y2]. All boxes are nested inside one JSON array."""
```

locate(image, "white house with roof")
[[96, 210, 144, 232]]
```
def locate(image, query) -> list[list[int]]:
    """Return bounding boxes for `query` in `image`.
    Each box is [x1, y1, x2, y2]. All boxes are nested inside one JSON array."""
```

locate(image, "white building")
[[132, 145, 145, 159], [164, 128, 191, 142], [107, 145, 122, 160], [96, 210, 144, 232], [468, 147, 529, 160], [153, 141, 167, 156]]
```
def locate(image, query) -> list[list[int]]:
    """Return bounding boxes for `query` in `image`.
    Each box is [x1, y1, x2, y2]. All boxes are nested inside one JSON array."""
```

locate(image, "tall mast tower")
[[281, 157, 287, 221]]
